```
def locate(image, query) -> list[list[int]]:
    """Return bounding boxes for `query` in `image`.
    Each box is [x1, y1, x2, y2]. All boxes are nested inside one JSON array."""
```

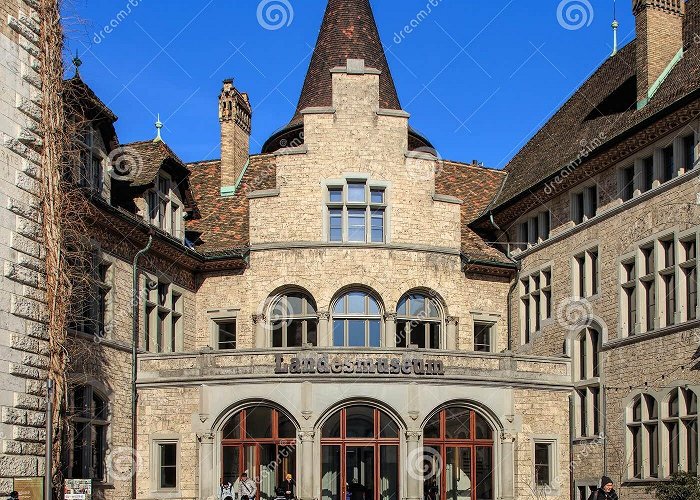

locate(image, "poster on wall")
[[64, 479, 92, 500], [13, 477, 43, 500]]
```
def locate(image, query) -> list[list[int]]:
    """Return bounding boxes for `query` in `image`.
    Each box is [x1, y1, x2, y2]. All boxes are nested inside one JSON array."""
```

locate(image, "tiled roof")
[[292, 0, 401, 123], [117, 140, 200, 215], [185, 156, 277, 253], [435, 161, 511, 264], [187, 156, 510, 264], [491, 0, 700, 211]]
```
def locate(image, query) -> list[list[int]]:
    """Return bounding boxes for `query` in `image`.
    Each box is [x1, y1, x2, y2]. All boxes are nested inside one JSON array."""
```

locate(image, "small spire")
[[611, 0, 619, 57], [72, 50, 82, 77], [154, 114, 163, 142]]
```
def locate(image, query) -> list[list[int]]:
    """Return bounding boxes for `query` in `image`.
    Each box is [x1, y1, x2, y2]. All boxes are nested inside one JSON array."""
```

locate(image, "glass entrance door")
[[423, 408, 494, 500], [321, 406, 400, 500]]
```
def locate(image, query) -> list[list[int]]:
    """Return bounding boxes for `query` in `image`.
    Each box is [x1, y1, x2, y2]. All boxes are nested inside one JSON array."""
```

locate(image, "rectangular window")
[[521, 268, 551, 343], [642, 156, 654, 192], [575, 248, 599, 298], [518, 211, 551, 248], [684, 134, 697, 171], [534, 442, 553, 486], [327, 182, 386, 243], [622, 260, 637, 336], [158, 442, 178, 490], [473, 323, 493, 352], [216, 320, 237, 350], [632, 425, 642, 478], [621, 165, 635, 201], [662, 144, 675, 183], [684, 239, 698, 321], [648, 423, 659, 478]]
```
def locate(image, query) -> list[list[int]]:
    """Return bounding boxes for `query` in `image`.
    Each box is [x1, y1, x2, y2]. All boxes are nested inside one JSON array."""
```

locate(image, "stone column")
[[446, 316, 459, 350], [298, 430, 316, 500], [318, 312, 331, 347], [198, 432, 216, 500], [499, 432, 516, 500], [253, 314, 266, 348], [384, 313, 397, 348], [405, 430, 422, 500]]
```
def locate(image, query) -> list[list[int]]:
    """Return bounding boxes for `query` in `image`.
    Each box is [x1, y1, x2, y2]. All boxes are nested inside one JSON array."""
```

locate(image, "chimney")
[[219, 78, 252, 190], [634, 0, 684, 104]]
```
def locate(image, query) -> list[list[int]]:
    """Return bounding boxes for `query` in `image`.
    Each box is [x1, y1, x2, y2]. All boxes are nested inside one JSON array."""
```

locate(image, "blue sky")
[[62, 0, 635, 167]]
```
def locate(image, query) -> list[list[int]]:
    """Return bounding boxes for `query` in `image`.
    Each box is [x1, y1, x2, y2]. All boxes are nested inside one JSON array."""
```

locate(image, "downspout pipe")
[[132, 234, 153, 500], [487, 212, 521, 351]]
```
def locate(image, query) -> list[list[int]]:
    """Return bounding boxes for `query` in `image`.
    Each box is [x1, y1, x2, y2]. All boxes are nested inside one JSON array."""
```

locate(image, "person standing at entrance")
[[237, 473, 258, 500], [588, 476, 618, 500], [278, 473, 296, 500]]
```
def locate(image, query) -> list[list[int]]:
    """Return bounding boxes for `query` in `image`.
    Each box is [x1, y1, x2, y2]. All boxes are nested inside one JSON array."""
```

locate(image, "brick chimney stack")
[[633, 0, 684, 104], [219, 78, 252, 190]]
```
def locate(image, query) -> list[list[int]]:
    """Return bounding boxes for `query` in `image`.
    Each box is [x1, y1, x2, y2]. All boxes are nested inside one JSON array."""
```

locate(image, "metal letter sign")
[[274, 354, 445, 376]]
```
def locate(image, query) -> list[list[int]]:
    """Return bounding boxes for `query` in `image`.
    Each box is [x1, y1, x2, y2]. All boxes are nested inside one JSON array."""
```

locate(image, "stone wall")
[[0, 0, 48, 493]]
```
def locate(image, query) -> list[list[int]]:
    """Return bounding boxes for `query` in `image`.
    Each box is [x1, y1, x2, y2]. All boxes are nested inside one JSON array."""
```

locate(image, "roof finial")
[[154, 114, 163, 142], [611, 0, 619, 57], [72, 50, 82, 77]]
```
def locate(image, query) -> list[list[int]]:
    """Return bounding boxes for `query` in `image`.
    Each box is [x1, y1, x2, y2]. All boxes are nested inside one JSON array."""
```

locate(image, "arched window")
[[664, 387, 699, 475], [221, 406, 297, 500], [270, 292, 318, 347], [320, 405, 399, 500], [573, 327, 601, 438], [332, 291, 382, 347], [423, 406, 494, 500], [628, 394, 659, 479], [67, 386, 109, 481], [396, 293, 442, 349]]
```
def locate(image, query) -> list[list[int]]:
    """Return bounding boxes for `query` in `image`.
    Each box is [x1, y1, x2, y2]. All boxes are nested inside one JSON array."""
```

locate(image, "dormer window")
[[77, 124, 103, 193], [147, 175, 182, 239], [326, 179, 387, 244]]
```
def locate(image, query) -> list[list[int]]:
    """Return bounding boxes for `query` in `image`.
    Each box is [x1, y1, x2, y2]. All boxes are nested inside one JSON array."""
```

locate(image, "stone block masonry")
[[0, 0, 48, 493]]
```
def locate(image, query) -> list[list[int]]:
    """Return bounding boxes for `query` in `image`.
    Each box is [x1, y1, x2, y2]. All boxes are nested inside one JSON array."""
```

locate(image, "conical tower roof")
[[262, 0, 431, 153]]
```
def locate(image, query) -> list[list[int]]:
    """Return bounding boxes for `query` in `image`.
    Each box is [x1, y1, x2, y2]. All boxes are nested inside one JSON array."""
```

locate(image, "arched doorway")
[[320, 405, 400, 500], [423, 407, 494, 500], [221, 406, 297, 500]]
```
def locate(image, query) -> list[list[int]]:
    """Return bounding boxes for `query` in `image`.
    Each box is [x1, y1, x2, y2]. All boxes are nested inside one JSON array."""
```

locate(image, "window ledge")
[[602, 319, 700, 351], [432, 193, 463, 205], [572, 436, 605, 445], [247, 189, 280, 200]]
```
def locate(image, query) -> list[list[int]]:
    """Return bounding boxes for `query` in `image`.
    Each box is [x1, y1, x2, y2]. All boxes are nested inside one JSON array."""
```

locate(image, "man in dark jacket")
[[588, 476, 619, 500]]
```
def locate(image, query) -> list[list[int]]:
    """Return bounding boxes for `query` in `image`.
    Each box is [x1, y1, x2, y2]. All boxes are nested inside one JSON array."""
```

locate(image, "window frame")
[[395, 293, 443, 350], [144, 275, 185, 353], [76, 123, 105, 194], [532, 437, 558, 490], [331, 291, 383, 348], [68, 385, 110, 483], [573, 246, 600, 300], [147, 173, 183, 239], [572, 327, 602, 439], [520, 266, 553, 344], [269, 292, 319, 348], [570, 183, 598, 225], [151, 436, 180, 493], [324, 178, 389, 244], [516, 209, 552, 251]]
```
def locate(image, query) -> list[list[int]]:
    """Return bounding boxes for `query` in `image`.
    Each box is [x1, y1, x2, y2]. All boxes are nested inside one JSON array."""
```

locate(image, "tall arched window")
[[573, 327, 601, 438], [67, 385, 109, 481], [423, 406, 494, 500], [332, 291, 382, 347], [664, 387, 698, 475], [396, 293, 442, 349], [320, 405, 399, 500], [628, 394, 659, 479], [221, 406, 297, 500], [270, 292, 318, 347]]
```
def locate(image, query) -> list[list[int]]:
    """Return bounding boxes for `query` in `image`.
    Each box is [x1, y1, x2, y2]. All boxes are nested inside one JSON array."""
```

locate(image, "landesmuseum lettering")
[[274, 354, 445, 376]]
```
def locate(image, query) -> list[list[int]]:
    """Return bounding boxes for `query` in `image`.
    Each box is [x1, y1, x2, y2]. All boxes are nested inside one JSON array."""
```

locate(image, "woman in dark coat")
[[588, 476, 619, 500], [278, 473, 296, 500]]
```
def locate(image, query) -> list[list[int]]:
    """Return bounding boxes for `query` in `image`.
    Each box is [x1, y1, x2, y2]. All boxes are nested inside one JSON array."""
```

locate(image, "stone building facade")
[[0, 0, 49, 493], [2, 0, 700, 499]]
